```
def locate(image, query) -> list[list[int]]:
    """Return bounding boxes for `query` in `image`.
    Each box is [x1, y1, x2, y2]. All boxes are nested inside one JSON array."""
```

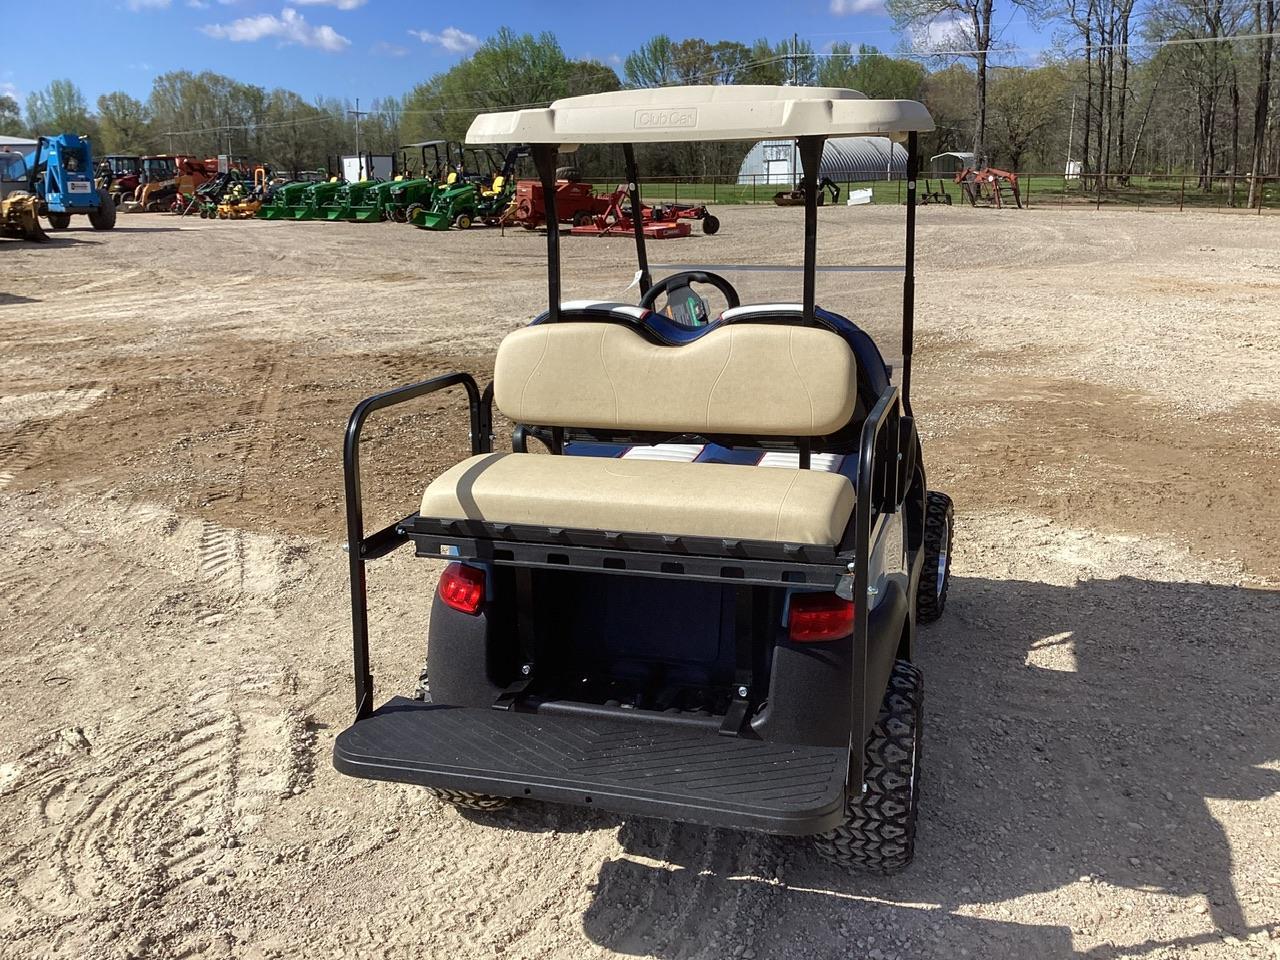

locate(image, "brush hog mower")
[[334, 86, 952, 874], [568, 184, 720, 238]]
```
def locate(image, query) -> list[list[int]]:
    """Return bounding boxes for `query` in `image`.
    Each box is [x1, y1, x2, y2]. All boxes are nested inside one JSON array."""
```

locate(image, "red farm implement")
[[954, 167, 1022, 209], [569, 183, 720, 239]]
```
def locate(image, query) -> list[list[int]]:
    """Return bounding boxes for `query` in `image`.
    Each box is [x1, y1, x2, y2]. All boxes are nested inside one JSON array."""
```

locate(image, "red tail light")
[[788, 592, 854, 642], [438, 563, 485, 615]]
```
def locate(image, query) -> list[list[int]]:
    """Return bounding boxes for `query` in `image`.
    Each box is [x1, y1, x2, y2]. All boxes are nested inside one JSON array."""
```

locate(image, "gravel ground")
[[0, 205, 1277, 960]]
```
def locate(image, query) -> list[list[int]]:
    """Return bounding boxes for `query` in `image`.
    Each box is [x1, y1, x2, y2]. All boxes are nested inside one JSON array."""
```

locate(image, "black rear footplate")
[[334, 697, 850, 835]]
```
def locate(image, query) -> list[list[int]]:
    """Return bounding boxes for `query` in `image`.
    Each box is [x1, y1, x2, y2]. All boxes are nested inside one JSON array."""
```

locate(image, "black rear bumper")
[[334, 697, 849, 836]]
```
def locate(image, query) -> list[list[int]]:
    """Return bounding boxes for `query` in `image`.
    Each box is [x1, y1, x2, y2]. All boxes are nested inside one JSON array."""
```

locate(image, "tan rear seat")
[[420, 319, 859, 547], [421, 453, 854, 546]]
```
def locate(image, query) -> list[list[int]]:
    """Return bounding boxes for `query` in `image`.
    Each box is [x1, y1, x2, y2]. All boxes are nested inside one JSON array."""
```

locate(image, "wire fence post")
[[1179, 176, 1186, 212]]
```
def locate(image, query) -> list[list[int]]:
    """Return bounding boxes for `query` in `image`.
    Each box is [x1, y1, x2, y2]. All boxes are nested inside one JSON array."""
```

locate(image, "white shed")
[[737, 136, 907, 184]]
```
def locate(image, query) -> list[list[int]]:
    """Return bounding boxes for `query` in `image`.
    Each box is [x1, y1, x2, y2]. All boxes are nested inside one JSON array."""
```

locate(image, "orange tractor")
[[954, 166, 1022, 209]]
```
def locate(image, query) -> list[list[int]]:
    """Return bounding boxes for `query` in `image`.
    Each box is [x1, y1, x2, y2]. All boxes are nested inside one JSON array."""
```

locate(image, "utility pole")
[[348, 98, 370, 179], [1065, 94, 1077, 178]]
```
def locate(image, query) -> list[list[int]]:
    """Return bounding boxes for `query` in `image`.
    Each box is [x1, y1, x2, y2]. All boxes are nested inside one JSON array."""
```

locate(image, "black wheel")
[[404, 203, 424, 224], [88, 188, 117, 230], [414, 673, 512, 810], [701, 214, 720, 235], [572, 209, 593, 227], [453, 212, 472, 229], [916, 491, 953, 624], [431, 788, 513, 811], [47, 212, 72, 230], [812, 660, 922, 873]]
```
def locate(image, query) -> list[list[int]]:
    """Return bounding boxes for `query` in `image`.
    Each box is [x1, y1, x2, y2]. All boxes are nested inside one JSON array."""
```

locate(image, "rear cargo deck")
[[334, 697, 850, 834]]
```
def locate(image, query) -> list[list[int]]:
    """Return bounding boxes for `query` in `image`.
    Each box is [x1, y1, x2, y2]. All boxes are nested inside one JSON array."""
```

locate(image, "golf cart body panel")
[[333, 87, 944, 851], [466, 85, 934, 147]]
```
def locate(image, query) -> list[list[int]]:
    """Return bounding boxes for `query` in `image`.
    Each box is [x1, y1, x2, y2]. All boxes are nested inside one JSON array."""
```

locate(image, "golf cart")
[[333, 86, 953, 873]]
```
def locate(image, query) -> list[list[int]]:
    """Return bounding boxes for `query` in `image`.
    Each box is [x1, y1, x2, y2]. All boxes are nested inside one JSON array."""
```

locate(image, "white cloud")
[[1, 81, 21, 104], [128, 0, 172, 9], [203, 7, 350, 51], [908, 16, 973, 53], [373, 41, 408, 57], [295, 0, 367, 7], [408, 26, 480, 54], [829, 0, 885, 14]]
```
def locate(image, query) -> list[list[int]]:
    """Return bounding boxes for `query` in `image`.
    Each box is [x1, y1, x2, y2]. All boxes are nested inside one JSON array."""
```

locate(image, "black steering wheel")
[[639, 271, 741, 328]]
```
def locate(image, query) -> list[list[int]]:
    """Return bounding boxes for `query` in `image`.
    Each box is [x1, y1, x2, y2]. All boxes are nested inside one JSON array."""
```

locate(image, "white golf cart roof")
[[466, 85, 934, 149]]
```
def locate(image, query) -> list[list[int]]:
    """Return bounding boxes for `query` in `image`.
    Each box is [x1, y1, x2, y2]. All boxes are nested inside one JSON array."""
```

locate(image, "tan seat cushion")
[[420, 453, 854, 546], [493, 322, 857, 437]]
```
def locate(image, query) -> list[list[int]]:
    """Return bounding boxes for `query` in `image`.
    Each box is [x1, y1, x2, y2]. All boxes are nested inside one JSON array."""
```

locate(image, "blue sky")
[[1, 0, 1044, 108]]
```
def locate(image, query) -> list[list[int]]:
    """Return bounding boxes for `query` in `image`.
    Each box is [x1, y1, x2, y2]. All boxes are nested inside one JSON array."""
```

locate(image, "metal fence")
[[581, 172, 1280, 212]]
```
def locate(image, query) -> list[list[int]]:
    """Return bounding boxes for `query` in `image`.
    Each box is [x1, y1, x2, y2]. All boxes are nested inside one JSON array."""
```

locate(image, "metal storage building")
[[737, 136, 907, 184]]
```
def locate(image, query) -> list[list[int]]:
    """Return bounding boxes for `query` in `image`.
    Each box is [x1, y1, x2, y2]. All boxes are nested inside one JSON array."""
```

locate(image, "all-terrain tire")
[[430, 788, 513, 811], [404, 203, 424, 224], [916, 491, 953, 624], [89, 188, 117, 230], [413, 671, 513, 811], [453, 213, 472, 229], [701, 213, 720, 235], [47, 212, 72, 230], [812, 660, 922, 873]]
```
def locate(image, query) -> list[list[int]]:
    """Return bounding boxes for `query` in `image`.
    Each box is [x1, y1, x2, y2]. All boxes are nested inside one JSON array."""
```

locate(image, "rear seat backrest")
[[494, 321, 858, 436]]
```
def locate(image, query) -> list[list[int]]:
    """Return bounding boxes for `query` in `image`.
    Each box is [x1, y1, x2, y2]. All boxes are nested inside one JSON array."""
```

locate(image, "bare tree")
[[888, 0, 997, 160], [1247, 0, 1276, 206]]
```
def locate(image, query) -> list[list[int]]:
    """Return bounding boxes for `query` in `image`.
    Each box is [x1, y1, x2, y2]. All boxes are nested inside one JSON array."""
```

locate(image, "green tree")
[[96, 92, 152, 154], [985, 65, 1070, 168], [25, 79, 95, 136], [624, 35, 677, 87], [402, 29, 618, 146], [0, 94, 21, 136], [818, 43, 926, 99]]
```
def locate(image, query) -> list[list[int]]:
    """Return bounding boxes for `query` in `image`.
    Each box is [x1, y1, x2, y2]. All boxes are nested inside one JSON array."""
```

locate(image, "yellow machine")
[[0, 192, 49, 242], [216, 166, 268, 220]]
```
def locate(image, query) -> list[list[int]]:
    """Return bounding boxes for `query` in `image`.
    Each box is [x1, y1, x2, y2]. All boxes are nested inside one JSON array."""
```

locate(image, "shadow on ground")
[[572, 573, 1280, 959]]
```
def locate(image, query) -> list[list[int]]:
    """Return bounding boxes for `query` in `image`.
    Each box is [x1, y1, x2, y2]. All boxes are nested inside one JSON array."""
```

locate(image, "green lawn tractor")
[[257, 176, 317, 220], [291, 177, 345, 221], [318, 177, 383, 222], [411, 145, 528, 230]]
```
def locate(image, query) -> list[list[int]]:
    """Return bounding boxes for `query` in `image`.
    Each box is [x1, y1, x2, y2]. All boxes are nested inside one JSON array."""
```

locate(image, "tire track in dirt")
[[1, 666, 313, 958], [582, 823, 776, 959], [192, 357, 284, 625], [0, 385, 105, 490]]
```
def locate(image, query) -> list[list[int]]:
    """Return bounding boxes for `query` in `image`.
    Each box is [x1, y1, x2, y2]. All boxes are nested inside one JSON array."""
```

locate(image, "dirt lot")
[[0, 205, 1277, 960]]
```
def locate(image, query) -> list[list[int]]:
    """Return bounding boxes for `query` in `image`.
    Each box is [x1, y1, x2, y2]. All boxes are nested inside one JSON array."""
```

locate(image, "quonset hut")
[[737, 136, 907, 184]]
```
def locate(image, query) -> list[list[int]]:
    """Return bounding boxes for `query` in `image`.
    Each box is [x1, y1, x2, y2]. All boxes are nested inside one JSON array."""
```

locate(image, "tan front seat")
[[421, 453, 853, 546]]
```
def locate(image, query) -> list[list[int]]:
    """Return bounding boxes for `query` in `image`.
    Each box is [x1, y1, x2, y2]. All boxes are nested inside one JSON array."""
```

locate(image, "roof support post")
[[532, 143, 561, 322], [901, 131, 918, 414], [623, 144, 651, 298], [798, 136, 824, 324]]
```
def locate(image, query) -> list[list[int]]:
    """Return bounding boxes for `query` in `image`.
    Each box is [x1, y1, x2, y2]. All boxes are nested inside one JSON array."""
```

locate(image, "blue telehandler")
[[25, 134, 116, 232]]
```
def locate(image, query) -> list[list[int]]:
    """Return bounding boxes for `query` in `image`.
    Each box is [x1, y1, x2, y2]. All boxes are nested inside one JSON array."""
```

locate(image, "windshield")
[[143, 157, 176, 179], [0, 152, 27, 182], [556, 200, 908, 376]]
